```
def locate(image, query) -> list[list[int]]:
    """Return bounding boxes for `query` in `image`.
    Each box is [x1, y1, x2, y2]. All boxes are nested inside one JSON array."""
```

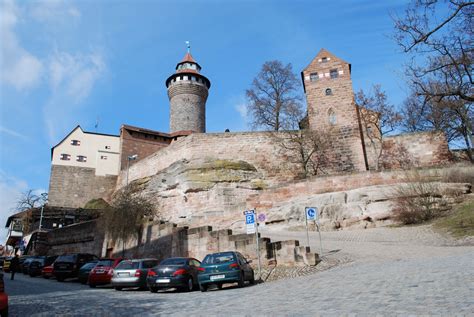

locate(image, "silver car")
[[111, 258, 159, 290]]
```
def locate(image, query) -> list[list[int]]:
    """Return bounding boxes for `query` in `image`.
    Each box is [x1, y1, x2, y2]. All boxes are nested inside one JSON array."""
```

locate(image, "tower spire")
[[185, 41, 191, 53]]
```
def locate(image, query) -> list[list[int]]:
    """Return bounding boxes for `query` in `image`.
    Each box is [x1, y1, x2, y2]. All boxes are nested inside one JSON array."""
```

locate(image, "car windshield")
[[96, 260, 113, 267], [57, 255, 77, 262], [202, 252, 235, 265], [160, 258, 187, 266], [81, 262, 97, 270], [115, 261, 139, 270]]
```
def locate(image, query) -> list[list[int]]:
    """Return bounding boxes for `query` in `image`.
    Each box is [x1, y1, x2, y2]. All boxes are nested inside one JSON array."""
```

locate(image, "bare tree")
[[401, 92, 473, 161], [393, 0, 473, 160], [356, 85, 402, 170], [276, 129, 333, 178], [393, 0, 473, 103], [246, 60, 304, 131], [16, 190, 46, 211], [101, 188, 156, 256]]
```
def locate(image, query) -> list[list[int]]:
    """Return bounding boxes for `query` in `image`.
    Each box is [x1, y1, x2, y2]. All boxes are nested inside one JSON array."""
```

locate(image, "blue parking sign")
[[246, 214, 255, 224], [306, 207, 318, 221]]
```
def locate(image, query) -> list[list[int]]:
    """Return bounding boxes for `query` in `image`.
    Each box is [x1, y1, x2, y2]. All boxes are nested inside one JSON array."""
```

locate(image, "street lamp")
[[38, 192, 48, 231], [126, 154, 138, 186]]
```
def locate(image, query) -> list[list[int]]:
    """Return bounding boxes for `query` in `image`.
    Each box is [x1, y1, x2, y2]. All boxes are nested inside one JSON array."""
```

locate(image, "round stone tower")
[[166, 51, 211, 133]]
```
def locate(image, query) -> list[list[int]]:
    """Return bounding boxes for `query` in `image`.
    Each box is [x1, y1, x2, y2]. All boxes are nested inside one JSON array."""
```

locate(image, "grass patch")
[[434, 198, 474, 238]]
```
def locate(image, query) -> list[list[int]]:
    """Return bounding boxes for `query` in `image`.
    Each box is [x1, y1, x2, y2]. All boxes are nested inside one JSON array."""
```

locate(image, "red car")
[[0, 273, 8, 317], [88, 258, 122, 288], [42, 265, 54, 279]]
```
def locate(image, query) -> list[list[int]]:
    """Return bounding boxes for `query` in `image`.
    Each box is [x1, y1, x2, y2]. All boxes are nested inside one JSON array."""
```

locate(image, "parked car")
[[29, 256, 58, 277], [111, 258, 159, 290], [147, 257, 201, 293], [42, 265, 54, 279], [53, 253, 99, 282], [88, 258, 122, 288], [2, 258, 12, 273], [78, 261, 99, 284], [0, 272, 8, 317], [21, 256, 44, 275], [197, 251, 255, 292]]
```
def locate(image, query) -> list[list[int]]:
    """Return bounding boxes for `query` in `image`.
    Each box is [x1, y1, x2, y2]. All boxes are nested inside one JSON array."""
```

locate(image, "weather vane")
[[185, 41, 191, 53]]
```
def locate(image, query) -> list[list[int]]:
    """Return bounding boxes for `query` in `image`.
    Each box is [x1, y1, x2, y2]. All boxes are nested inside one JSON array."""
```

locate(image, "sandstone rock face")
[[129, 160, 473, 232]]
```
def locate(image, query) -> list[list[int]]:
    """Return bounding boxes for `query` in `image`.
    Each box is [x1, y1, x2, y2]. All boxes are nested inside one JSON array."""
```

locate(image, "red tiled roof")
[[180, 52, 197, 64]]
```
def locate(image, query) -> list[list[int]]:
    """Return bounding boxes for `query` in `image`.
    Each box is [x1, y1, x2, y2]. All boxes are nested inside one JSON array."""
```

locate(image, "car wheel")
[[250, 271, 255, 285], [57, 277, 64, 282], [238, 272, 245, 288], [89, 284, 96, 288], [199, 284, 207, 292], [150, 287, 158, 293], [184, 277, 194, 292], [217, 283, 223, 290], [115, 287, 122, 291]]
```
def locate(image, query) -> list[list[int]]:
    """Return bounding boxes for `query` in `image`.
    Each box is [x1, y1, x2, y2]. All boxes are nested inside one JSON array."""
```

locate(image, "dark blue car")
[[197, 251, 255, 292]]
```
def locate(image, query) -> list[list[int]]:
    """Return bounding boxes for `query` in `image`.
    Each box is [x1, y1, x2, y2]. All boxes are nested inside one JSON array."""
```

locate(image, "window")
[[310, 72, 319, 82], [328, 109, 337, 125], [101, 155, 107, 160], [325, 88, 333, 96], [330, 69, 338, 79], [322, 57, 328, 63], [60, 154, 71, 160], [71, 140, 81, 146], [76, 155, 87, 162], [105, 145, 111, 150]]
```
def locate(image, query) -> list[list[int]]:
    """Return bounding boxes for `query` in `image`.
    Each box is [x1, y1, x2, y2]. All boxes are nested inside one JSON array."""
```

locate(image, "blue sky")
[[0, 0, 413, 233]]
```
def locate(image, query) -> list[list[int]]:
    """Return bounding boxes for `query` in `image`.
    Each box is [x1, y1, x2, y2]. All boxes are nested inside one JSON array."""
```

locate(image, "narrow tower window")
[[322, 57, 328, 63], [328, 109, 337, 125], [330, 69, 338, 79], [60, 154, 71, 160], [71, 140, 81, 146]]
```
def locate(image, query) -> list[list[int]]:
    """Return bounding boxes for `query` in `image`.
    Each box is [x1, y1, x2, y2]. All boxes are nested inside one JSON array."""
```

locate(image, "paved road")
[[6, 226, 474, 316]]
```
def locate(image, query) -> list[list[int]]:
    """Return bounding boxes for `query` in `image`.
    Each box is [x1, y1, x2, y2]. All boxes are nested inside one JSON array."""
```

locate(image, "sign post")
[[305, 207, 323, 256], [245, 209, 261, 280]]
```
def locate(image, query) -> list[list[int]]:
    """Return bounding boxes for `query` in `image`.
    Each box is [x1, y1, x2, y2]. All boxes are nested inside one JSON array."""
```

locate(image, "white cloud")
[[44, 50, 106, 143], [0, 171, 29, 238], [0, 0, 44, 90], [30, 0, 81, 23], [0, 125, 28, 140]]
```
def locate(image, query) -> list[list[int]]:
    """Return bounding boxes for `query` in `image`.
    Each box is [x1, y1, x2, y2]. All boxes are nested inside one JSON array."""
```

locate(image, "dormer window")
[[325, 88, 333, 95], [71, 140, 81, 146], [76, 155, 87, 162], [310, 72, 319, 82], [330, 69, 338, 79]]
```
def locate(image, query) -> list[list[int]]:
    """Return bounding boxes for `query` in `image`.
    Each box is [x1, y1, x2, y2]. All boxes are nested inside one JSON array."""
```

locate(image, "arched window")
[[328, 109, 336, 125], [325, 88, 332, 95]]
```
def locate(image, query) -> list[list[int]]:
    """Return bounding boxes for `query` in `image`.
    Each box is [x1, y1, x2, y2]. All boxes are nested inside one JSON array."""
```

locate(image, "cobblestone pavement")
[[6, 225, 474, 316]]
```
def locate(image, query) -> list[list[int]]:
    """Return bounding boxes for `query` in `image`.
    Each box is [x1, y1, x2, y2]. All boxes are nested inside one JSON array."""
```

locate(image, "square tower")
[[302, 49, 368, 172]]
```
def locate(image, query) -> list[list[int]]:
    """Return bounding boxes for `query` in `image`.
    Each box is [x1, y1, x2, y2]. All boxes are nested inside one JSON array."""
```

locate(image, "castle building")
[[48, 126, 120, 208], [302, 48, 368, 172], [166, 52, 211, 133]]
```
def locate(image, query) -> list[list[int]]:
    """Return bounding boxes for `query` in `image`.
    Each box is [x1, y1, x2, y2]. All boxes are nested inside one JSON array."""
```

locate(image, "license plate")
[[156, 278, 170, 283], [118, 272, 129, 277], [59, 265, 67, 269], [210, 275, 225, 281]]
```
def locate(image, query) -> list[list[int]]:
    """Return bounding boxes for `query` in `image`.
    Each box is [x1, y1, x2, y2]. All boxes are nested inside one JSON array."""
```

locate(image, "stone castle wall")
[[119, 131, 302, 188], [48, 165, 117, 208], [46, 220, 104, 256], [381, 131, 452, 169]]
